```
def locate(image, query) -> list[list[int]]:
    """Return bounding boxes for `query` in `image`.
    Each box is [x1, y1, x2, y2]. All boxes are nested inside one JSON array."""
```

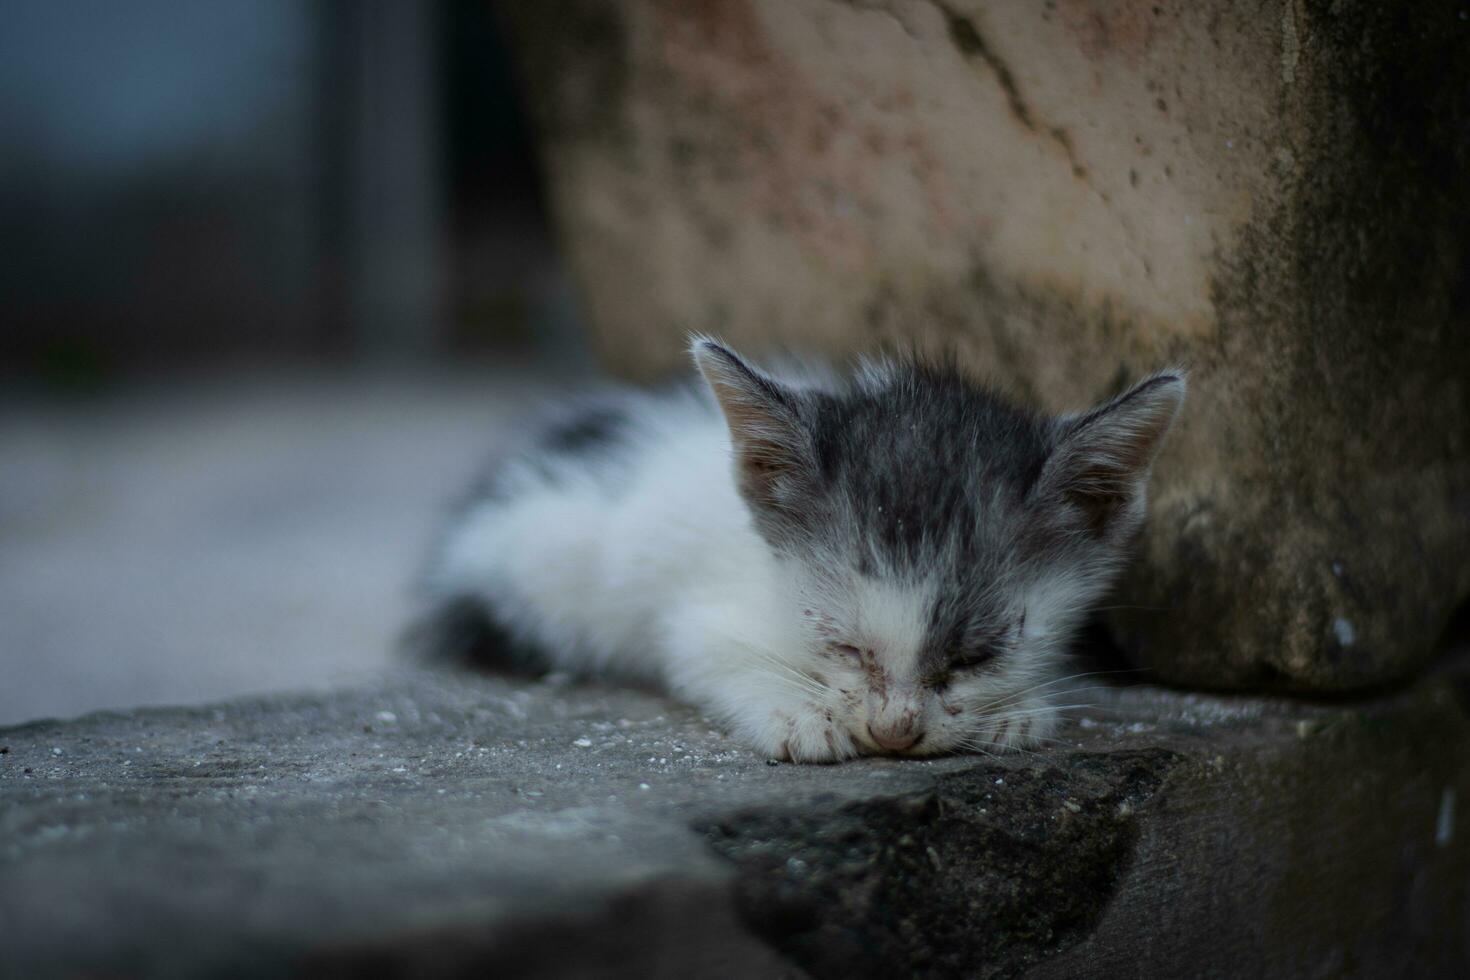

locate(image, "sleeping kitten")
[[420, 339, 1184, 762]]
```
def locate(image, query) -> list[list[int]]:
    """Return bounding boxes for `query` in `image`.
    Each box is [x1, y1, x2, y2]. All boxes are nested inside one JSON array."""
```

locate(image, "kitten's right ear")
[[691, 337, 809, 512], [1040, 371, 1186, 536]]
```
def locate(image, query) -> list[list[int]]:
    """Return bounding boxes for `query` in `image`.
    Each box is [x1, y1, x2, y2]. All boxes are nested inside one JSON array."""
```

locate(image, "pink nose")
[[868, 724, 921, 752]]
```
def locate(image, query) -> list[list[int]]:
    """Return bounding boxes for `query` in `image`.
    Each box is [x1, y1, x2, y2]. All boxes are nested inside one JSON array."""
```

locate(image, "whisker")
[[980, 668, 1147, 708], [968, 739, 1051, 760], [726, 657, 823, 703], [979, 683, 1127, 714], [1016, 733, 1078, 746], [955, 729, 1065, 756], [952, 726, 1074, 748], [741, 649, 830, 699], [1056, 703, 1137, 717], [953, 738, 1007, 761], [993, 702, 1097, 717]]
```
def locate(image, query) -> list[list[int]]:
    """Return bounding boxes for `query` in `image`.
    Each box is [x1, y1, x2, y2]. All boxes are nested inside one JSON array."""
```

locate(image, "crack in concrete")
[[938, 2, 1089, 180], [823, 0, 924, 43]]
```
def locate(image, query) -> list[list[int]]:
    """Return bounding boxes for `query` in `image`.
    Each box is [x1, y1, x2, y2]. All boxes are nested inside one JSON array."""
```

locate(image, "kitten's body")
[[423, 341, 1184, 762]]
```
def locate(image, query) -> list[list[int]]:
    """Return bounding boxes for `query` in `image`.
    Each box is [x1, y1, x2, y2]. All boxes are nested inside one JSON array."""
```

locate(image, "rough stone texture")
[[501, 0, 1470, 693], [3, 666, 1467, 978]]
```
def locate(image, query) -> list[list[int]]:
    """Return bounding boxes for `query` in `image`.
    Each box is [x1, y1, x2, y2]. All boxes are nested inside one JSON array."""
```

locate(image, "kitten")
[[419, 339, 1184, 763]]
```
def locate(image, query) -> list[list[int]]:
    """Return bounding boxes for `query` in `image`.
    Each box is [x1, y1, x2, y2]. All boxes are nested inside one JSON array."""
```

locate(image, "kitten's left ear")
[[1040, 371, 1187, 535], [691, 336, 810, 513]]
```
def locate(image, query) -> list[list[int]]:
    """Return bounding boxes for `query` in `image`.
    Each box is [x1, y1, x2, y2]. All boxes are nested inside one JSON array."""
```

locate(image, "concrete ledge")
[[1, 667, 1466, 977]]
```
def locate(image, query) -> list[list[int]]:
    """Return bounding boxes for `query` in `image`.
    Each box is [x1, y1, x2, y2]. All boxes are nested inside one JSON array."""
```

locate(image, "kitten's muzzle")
[[867, 723, 922, 752]]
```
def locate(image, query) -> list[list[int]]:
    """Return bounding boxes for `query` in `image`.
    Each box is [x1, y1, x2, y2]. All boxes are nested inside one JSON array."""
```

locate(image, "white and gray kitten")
[[420, 338, 1184, 763]]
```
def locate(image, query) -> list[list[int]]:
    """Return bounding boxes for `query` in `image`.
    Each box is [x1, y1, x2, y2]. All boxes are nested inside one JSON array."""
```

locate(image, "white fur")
[[428, 352, 1181, 763], [432, 389, 862, 759], [431, 392, 1073, 762]]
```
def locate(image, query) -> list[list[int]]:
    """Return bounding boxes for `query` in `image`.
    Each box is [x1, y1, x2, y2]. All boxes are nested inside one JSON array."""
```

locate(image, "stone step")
[[2, 667, 1465, 977]]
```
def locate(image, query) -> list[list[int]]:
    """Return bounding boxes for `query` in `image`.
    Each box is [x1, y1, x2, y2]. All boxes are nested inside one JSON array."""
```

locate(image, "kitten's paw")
[[758, 708, 858, 764]]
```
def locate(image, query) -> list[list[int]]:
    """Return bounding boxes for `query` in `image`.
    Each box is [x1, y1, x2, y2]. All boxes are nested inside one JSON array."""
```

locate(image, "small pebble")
[[375, 711, 397, 724], [639, 782, 651, 791], [572, 737, 593, 748], [51, 747, 63, 757]]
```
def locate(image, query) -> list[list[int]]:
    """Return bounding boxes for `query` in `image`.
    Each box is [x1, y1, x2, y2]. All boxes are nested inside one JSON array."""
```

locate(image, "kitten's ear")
[[691, 337, 809, 511], [1040, 372, 1186, 535]]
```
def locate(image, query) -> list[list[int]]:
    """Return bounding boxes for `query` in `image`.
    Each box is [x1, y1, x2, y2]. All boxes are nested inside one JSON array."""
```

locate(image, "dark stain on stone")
[[944, 10, 1032, 130], [943, 5, 1088, 180], [1176, 0, 1470, 692], [668, 135, 697, 168], [1049, 126, 1088, 179], [701, 749, 1178, 979], [499, 1, 631, 145]]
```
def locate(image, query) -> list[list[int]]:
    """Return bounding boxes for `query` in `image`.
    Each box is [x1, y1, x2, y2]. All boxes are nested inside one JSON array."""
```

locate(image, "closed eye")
[[831, 643, 863, 661], [952, 648, 998, 671]]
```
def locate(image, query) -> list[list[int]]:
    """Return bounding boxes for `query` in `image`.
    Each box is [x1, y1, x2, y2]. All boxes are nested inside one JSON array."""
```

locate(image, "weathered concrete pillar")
[[503, 0, 1470, 692]]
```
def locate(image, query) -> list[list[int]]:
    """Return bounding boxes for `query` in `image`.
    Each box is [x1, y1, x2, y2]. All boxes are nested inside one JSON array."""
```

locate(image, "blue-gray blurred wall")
[[0, 0, 561, 380]]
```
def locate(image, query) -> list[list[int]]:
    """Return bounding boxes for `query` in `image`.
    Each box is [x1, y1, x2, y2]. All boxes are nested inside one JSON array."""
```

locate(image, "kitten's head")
[[692, 338, 1185, 759]]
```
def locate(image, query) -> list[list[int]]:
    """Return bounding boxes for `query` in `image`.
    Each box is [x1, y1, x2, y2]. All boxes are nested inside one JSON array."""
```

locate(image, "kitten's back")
[[414, 381, 742, 677]]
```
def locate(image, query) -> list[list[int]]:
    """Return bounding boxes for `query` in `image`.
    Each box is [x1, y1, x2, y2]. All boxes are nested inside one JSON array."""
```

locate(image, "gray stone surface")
[[3, 665, 1467, 978], [502, 0, 1470, 694]]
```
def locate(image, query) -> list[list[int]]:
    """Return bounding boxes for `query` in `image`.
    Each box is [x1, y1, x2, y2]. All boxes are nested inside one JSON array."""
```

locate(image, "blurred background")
[[0, 0, 582, 723], [5, 0, 1465, 728]]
